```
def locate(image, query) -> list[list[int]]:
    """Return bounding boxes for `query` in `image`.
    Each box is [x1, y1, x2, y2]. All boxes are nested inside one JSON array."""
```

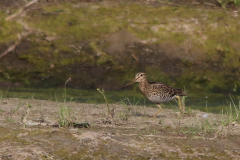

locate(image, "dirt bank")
[[0, 0, 240, 94]]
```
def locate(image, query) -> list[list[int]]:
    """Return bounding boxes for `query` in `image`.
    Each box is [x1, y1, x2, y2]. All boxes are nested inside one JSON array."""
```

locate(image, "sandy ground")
[[0, 98, 240, 159]]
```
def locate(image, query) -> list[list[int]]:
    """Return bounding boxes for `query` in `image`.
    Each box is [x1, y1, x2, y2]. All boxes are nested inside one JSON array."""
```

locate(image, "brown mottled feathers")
[[148, 81, 188, 97], [123, 72, 187, 115]]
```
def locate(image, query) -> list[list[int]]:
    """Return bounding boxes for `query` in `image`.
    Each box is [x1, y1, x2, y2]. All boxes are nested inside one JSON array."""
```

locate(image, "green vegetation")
[[218, 0, 240, 9], [175, 94, 240, 138], [58, 103, 74, 127], [0, 12, 22, 43], [118, 98, 143, 121], [58, 77, 76, 127], [5, 99, 24, 123], [220, 95, 240, 125], [97, 88, 111, 115]]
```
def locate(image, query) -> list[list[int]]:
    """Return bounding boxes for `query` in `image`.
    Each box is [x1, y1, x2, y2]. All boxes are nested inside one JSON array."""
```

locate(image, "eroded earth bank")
[[0, 0, 240, 94]]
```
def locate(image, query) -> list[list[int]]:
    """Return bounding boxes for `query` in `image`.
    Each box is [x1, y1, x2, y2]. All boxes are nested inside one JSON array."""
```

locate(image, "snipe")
[[122, 72, 187, 117]]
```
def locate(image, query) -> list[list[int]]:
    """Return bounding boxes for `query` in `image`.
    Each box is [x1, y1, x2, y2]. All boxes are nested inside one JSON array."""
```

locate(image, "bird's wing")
[[148, 81, 187, 96]]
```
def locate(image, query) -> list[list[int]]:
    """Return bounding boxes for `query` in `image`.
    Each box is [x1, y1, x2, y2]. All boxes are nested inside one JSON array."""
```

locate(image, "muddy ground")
[[0, 98, 240, 159]]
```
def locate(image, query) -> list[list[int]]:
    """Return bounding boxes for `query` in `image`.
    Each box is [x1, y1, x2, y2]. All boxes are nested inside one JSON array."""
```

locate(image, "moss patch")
[[0, 12, 22, 43]]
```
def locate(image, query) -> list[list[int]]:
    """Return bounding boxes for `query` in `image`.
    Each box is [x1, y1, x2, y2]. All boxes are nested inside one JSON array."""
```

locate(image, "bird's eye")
[[141, 74, 143, 76]]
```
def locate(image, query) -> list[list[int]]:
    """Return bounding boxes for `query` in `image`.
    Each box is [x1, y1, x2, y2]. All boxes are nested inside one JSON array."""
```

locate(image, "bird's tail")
[[176, 89, 188, 97]]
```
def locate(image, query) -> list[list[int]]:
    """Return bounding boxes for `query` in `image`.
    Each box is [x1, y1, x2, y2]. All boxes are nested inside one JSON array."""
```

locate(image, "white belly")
[[147, 95, 176, 103]]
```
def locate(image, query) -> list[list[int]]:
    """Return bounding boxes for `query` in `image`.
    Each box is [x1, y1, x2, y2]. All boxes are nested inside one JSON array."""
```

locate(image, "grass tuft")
[[57, 77, 75, 128], [97, 88, 111, 116], [219, 94, 240, 126]]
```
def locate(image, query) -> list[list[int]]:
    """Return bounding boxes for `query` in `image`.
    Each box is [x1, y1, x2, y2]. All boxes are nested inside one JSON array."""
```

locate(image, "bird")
[[122, 72, 187, 117]]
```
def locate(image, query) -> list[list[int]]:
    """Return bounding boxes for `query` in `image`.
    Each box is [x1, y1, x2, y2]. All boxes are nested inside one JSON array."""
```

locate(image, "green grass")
[[177, 94, 240, 137], [219, 95, 240, 126], [118, 97, 145, 120], [97, 88, 111, 115], [3, 98, 25, 124], [1, 86, 240, 114], [58, 103, 74, 127], [58, 77, 75, 127]]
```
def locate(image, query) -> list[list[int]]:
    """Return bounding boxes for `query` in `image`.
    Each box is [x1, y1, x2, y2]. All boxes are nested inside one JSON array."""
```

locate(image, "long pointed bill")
[[121, 78, 138, 90]]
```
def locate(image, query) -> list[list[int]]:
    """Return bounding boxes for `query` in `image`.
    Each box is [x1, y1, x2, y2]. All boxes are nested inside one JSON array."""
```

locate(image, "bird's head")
[[122, 72, 146, 89], [133, 72, 146, 82]]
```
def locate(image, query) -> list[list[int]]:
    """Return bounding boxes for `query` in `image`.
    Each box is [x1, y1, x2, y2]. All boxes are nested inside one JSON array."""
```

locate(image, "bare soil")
[[0, 98, 240, 159]]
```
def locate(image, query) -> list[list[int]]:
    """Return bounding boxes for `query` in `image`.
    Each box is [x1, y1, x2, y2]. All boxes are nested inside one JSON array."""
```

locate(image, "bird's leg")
[[176, 96, 185, 113], [152, 104, 162, 118]]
